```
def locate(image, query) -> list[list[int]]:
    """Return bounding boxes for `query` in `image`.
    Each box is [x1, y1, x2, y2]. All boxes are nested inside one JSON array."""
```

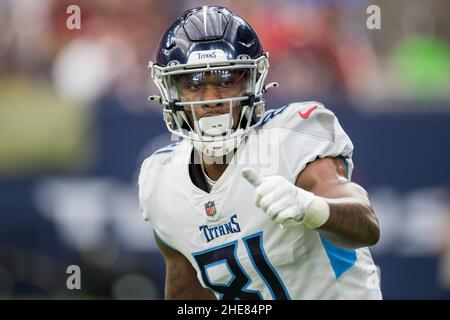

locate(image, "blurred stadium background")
[[0, 0, 449, 299]]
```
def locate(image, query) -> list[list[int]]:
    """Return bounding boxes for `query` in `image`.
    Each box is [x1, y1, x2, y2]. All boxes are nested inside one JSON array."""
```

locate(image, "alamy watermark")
[[366, 5, 381, 30], [66, 5, 81, 30], [66, 265, 81, 290]]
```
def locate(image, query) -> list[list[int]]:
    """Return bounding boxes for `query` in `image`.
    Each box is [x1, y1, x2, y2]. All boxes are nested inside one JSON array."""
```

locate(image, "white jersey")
[[138, 102, 382, 300]]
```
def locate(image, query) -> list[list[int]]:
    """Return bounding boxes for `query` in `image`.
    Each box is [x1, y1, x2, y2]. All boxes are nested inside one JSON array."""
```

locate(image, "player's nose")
[[201, 86, 223, 107]]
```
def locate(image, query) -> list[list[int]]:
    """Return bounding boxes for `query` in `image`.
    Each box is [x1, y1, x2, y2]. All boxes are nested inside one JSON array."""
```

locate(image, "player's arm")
[[154, 231, 216, 300], [242, 156, 380, 250], [296, 157, 380, 249]]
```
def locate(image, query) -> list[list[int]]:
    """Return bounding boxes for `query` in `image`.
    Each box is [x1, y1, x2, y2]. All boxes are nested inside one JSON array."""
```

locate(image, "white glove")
[[242, 168, 330, 229]]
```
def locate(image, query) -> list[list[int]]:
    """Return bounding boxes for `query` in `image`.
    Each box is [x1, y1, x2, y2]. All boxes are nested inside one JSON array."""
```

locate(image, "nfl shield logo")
[[205, 201, 217, 217]]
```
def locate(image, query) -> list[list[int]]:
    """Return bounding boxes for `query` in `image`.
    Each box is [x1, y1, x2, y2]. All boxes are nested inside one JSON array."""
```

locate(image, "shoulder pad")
[[138, 141, 182, 195], [261, 101, 336, 142], [145, 141, 182, 167]]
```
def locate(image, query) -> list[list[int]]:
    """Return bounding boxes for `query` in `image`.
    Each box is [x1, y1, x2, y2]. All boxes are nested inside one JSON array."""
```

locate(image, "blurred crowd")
[[0, 0, 449, 114], [1, 0, 449, 175]]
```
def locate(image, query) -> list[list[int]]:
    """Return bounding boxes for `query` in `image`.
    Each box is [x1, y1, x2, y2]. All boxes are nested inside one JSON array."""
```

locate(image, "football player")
[[140, 6, 381, 299]]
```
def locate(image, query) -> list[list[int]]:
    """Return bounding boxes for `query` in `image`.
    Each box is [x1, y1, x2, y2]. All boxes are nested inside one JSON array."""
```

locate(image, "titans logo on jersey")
[[139, 102, 382, 300], [199, 214, 241, 243]]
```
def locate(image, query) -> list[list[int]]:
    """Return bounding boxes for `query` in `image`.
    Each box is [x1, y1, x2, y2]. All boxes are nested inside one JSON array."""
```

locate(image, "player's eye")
[[187, 83, 202, 91], [219, 80, 232, 88]]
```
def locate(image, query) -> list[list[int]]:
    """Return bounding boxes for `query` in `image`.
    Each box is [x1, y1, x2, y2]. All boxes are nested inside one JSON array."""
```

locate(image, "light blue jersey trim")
[[152, 141, 181, 155], [192, 241, 262, 300], [260, 105, 289, 127], [153, 149, 174, 155], [337, 155, 351, 179], [319, 155, 356, 278], [242, 231, 291, 300], [320, 234, 357, 279]]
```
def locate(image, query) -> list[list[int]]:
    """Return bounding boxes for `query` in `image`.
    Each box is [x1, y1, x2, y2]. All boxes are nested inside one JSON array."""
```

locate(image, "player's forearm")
[[164, 264, 216, 300], [318, 197, 380, 249], [243, 166, 380, 249], [304, 176, 380, 249], [165, 284, 216, 300]]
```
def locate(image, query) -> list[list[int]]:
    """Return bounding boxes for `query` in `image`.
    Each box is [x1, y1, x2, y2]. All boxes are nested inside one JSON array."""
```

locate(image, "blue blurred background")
[[0, 0, 449, 299]]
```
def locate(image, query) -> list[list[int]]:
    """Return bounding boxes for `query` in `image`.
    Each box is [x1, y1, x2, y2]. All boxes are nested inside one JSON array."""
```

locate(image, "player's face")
[[173, 70, 249, 129]]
